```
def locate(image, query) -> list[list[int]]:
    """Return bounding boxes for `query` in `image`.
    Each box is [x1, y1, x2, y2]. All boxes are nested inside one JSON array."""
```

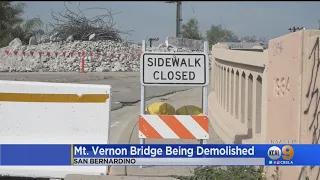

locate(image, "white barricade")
[[0, 80, 112, 178]]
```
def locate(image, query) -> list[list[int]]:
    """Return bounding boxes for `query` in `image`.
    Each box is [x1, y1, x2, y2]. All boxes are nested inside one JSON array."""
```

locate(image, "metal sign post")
[[139, 41, 146, 169], [201, 41, 209, 145], [138, 40, 210, 168], [140, 40, 146, 146]]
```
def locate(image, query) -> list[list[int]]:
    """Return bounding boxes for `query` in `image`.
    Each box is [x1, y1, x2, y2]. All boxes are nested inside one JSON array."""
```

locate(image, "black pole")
[[176, 1, 180, 37], [176, 1, 182, 38], [166, 1, 182, 38]]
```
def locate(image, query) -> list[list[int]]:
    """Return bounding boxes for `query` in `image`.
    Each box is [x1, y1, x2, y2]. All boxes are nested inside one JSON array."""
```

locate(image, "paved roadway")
[[0, 72, 223, 179], [0, 72, 193, 110]]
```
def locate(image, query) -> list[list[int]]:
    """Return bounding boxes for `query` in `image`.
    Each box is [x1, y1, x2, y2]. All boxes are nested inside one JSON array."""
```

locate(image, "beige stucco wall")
[[265, 30, 320, 180], [299, 30, 320, 180], [209, 30, 320, 180], [265, 30, 303, 180]]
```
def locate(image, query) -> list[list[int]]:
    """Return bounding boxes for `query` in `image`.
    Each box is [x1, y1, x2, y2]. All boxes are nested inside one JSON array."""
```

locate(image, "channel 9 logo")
[[267, 145, 294, 165]]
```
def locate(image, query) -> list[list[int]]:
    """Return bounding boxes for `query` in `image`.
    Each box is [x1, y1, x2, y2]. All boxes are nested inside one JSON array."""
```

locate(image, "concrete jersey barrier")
[[0, 80, 112, 178]]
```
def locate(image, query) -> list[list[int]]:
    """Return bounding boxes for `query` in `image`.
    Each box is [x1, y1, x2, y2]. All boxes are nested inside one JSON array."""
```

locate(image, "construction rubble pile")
[[0, 38, 212, 72]]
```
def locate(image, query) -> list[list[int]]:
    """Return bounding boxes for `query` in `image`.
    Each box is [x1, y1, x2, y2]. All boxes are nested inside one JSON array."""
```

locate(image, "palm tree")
[[0, 2, 43, 47], [181, 18, 203, 40], [18, 17, 44, 44]]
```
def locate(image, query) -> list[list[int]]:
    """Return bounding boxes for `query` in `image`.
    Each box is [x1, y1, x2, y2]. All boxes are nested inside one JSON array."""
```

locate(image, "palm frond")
[[0, 2, 45, 47], [22, 17, 43, 32]]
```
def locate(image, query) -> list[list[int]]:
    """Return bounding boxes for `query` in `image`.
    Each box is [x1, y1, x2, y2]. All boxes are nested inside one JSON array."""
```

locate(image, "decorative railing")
[[209, 44, 268, 143]]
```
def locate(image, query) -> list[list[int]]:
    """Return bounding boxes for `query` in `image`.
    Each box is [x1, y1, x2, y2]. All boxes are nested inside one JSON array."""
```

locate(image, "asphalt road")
[[0, 71, 222, 179], [0, 72, 192, 110]]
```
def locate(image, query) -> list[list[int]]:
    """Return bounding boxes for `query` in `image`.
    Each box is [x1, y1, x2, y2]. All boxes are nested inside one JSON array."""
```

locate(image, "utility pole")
[[166, 1, 183, 38], [176, 1, 182, 38]]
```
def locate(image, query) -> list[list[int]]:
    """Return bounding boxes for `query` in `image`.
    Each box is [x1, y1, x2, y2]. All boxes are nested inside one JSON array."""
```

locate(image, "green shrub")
[[175, 166, 266, 180], [0, 2, 43, 47]]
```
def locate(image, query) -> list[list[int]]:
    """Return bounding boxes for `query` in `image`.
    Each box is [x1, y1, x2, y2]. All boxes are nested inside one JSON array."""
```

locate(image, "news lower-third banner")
[[0, 144, 318, 166]]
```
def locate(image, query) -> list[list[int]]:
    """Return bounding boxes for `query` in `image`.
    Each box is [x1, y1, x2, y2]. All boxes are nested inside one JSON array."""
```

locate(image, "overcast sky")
[[21, 1, 319, 44]]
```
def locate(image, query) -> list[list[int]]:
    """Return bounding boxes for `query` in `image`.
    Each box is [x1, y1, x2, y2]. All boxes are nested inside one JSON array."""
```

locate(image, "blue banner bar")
[[0, 144, 318, 166], [73, 144, 262, 158], [1, 144, 71, 165]]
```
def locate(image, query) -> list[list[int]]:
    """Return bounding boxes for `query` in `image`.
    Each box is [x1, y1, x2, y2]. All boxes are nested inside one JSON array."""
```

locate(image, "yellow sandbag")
[[146, 102, 175, 115], [175, 105, 203, 115]]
